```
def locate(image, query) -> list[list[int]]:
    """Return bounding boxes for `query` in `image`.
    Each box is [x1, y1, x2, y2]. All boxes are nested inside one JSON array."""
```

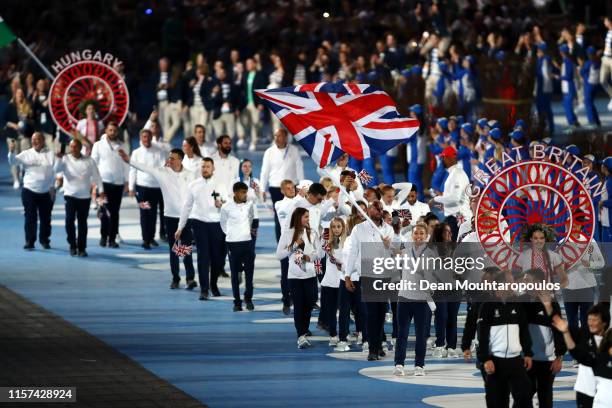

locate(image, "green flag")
[[0, 16, 16, 48]]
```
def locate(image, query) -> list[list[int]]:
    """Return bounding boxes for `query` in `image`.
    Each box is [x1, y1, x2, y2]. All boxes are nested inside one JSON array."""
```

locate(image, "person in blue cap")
[[580, 46, 601, 126], [600, 157, 612, 242], [558, 44, 579, 127], [535, 43, 555, 134], [485, 128, 502, 163], [457, 123, 475, 180], [448, 116, 460, 144], [457, 55, 478, 122], [430, 118, 450, 195], [476, 117, 488, 138], [514, 119, 527, 131], [508, 130, 529, 162], [406, 104, 427, 201]]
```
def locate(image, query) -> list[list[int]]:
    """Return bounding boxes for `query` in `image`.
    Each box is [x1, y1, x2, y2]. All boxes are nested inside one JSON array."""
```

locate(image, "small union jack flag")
[[314, 259, 323, 275], [172, 241, 193, 257], [139, 201, 151, 210], [358, 169, 373, 186], [322, 242, 332, 253], [397, 209, 412, 222], [329, 254, 342, 270], [96, 204, 111, 220]]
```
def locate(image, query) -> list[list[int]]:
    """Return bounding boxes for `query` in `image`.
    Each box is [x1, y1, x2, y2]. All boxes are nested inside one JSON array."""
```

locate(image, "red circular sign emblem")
[[475, 160, 595, 270], [49, 61, 129, 135]]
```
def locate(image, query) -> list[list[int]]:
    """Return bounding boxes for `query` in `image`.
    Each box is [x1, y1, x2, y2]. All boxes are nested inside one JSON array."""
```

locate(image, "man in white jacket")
[[55, 139, 105, 257], [430, 146, 471, 240], [119, 147, 197, 290], [8, 132, 56, 250], [91, 122, 129, 248], [129, 129, 166, 249]]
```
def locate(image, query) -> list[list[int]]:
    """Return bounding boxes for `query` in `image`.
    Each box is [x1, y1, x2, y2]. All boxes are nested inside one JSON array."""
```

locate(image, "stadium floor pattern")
[[2, 100, 609, 407]]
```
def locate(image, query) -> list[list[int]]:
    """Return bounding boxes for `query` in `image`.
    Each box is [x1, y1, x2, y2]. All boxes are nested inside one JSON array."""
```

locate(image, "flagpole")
[[16, 37, 54, 80], [319, 167, 385, 237]]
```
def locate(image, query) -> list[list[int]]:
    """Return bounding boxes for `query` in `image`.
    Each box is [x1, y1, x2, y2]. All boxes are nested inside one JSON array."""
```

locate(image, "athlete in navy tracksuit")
[[520, 291, 566, 408], [478, 298, 533, 408]]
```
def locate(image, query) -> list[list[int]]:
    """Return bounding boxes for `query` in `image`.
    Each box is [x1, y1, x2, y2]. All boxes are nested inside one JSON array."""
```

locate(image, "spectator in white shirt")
[[182, 136, 203, 173], [8, 132, 56, 250], [91, 121, 129, 248], [175, 158, 227, 300], [220, 182, 256, 311], [119, 147, 197, 290], [129, 129, 166, 249], [210, 134, 240, 199], [260, 128, 304, 240], [54, 139, 105, 257], [233, 159, 261, 250]]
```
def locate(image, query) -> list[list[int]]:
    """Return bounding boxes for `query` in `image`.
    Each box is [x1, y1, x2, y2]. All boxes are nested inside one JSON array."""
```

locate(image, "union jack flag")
[[256, 83, 419, 168], [397, 209, 412, 222], [172, 241, 193, 257], [314, 259, 323, 275], [358, 169, 373, 186], [139, 201, 151, 210]]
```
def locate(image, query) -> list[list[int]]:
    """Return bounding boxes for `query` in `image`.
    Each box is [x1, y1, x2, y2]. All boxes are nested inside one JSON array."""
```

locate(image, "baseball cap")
[[477, 118, 488, 128], [489, 128, 502, 140], [409, 104, 422, 114], [603, 157, 612, 171], [487, 119, 500, 129], [510, 130, 525, 141], [439, 146, 457, 158], [583, 154, 595, 162], [565, 145, 580, 156], [514, 119, 526, 129], [437, 117, 449, 130], [461, 123, 474, 135], [586, 46, 596, 56]]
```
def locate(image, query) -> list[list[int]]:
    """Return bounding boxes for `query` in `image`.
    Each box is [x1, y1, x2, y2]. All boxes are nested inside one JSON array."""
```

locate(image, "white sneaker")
[[576, 103, 585, 113], [236, 139, 246, 149], [414, 366, 426, 376], [12, 180, 20, 190], [394, 364, 406, 376], [248, 143, 257, 152], [297, 335, 310, 349], [432, 346, 447, 358], [334, 341, 350, 352], [329, 336, 339, 346], [362, 341, 369, 353], [607, 99, 612, 111], [426, 338, 435, 350], [447, 348, 458, 358]]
